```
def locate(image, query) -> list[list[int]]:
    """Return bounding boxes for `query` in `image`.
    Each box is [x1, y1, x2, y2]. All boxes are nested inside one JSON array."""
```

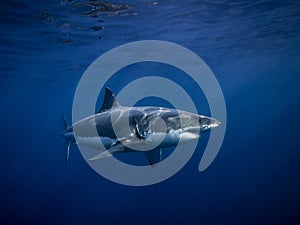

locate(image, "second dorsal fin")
[[98, 87, 120, 113]]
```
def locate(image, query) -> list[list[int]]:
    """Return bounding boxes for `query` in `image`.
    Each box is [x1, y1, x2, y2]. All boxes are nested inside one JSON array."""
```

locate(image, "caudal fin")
[[61, 114, 69, 130], [61, 114, 71, 163], [65, 140, 70, 163]]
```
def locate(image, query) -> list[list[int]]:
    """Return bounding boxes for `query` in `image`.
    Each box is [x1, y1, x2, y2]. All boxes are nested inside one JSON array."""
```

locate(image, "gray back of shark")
[[62, 88, 220, 165]]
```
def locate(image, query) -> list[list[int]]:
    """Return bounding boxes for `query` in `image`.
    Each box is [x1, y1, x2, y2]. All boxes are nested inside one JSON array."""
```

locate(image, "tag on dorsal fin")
[[98, 87, 120, 113]]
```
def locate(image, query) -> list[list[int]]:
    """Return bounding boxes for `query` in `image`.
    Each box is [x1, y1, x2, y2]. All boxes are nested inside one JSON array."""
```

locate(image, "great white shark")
[[62, 88, 220, 165]]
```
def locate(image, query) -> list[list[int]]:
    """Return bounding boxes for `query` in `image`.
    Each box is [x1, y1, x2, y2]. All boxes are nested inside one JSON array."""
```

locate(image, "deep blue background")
[[1, 0, 300, 224]]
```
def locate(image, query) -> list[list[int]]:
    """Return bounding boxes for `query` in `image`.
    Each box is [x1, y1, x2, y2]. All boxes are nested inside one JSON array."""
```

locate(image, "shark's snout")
[[199, 116, 220, 132]]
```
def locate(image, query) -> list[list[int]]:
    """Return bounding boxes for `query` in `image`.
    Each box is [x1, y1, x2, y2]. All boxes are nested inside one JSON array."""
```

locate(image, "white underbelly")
[[76, 136, 115, 150], [145, 130, 200, 148]]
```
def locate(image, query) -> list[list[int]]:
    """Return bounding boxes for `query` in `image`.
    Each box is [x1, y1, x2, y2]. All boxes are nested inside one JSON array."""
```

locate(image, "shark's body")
[[62, 88, 220, 165]]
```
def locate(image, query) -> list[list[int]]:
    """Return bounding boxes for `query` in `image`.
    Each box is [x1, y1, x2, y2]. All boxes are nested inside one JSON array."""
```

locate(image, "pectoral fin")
[[144, 148, 162, 165], [88, 142, 126, 161], [88, 150, 113, 161]]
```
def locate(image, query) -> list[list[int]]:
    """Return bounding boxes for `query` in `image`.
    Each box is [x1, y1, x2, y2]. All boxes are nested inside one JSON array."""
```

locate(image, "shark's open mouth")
[[200, 117, 221, 132], [182, 126, 201, 133]]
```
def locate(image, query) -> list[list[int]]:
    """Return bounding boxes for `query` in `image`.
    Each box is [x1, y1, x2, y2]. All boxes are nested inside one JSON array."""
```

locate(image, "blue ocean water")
[[1, 0, 300, 224]]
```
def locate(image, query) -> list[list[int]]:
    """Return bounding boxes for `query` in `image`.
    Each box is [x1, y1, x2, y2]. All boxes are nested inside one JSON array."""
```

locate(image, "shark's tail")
[[61, 114, 71, 163]]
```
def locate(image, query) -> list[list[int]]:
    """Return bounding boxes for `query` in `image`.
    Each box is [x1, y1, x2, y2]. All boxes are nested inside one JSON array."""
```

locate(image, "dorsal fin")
[[98, 87, 120, 113]]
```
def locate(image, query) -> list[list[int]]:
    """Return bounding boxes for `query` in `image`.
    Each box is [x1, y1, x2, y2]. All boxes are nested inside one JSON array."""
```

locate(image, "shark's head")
[[161, 110, 220, 134], [198, 115, 221, 132], [141, 109, 220, 147]]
